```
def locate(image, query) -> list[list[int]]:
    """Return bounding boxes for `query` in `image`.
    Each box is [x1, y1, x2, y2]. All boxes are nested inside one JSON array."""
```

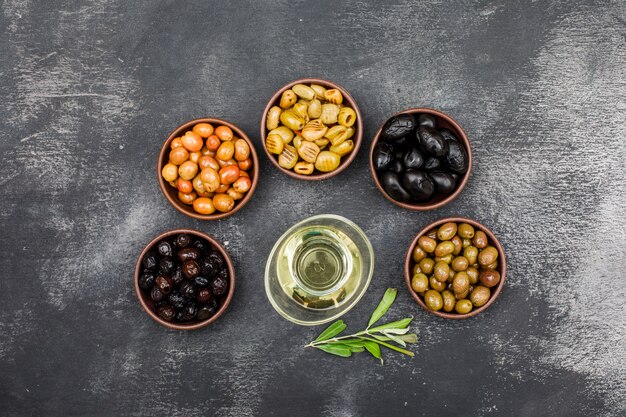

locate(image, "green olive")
[[434, 261, 450, 282], [424, 290, 443, 311], [418, 236, 437, 253], [437, 222, 458, 241], [412, 246, 427, 262], [280, 109, 305, 131], [451, 236, 462, 255], [269, 126, 295, 144], [429, 276, 447, 292], [470, 286, 491, 307], [455, 288, 469, 300], [411, 273, 429, 293], [455, 299, 473, 314], [466, 266, 479, 284], [426, 229, 438, 239], [486, 261, 498, 269], [479, 269, 501, 288], [462, 238, 472, 248], [478, 246, 499, 266], [292, 101, 309, 120], [442, 290, 455, 312], [451, 256, 469, 272], [320, 103, 340, 125], [279, 89, 297, 109], [419, 258, 435, 274], [308, 99, 322, 119], [452, 271, 470, 295], [435, 241, 455, 257], [292, 83, 316, 100], [413, 263, 422, 275], [435, 254, 453, 265], [473, 231, 488, 249], [458, 223, 475, 239], [266, 106, 282, 130], [463, 246, 479, 265], [448, 269, 456, 282]]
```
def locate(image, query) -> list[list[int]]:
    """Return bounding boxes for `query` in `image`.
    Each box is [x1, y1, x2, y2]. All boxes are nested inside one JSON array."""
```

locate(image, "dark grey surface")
[[1, 0, 625, 416]]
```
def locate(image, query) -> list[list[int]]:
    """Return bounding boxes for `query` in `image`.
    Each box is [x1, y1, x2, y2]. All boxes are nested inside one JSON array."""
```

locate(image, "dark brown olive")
[[373, 142, 395, 171], [403, 146, 424, 170], [207, 251, 225, 269], [445, 141, 468, 174], [197, 288, 212, 303], [196, 304, 216, 321], [178, 247, 200, 263], [381, 171, 411, 202], [193, 276, 209, 287], [174, 234, 191, 248], [417, 114, 436, 128], [200, 258, 217, 278], [430, 171, 456, 195], [381, 113, 416, 141], [423, 157, 442, 171], [142, 251, 157, 270], [402, 170, 434, 200], [138, 271, 155, 290], [192, 239, 209, 254], [157, 241, 173, 257], [179, 302, 197, 321], [167, 291, 185, 309], [155, 275, 173, 295], [388, 159, 404, 174], [180, 281, 197, 299], [171, 267, 184, 285], [157, 304, 175, 321], [158, 257, 175, 274], [182, 260, 200, 279], [418, 126, 448, 157], [440, 128, 458, 142], [150, 286, 164, 301], [479, 269, 501, 287], [211, 276, 229, 296]]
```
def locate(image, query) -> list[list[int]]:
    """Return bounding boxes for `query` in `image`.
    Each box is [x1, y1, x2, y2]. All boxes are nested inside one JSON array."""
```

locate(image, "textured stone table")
[[1, 1, 624, 416]]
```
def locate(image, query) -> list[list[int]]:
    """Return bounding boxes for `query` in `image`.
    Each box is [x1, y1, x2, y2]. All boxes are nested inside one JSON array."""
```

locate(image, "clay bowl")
[[369, 108, 472, 210], [404, 217, 506, 319], [260, 78, 363, 180], [157, 117, 259, 220], [134, 229, 236, 330]]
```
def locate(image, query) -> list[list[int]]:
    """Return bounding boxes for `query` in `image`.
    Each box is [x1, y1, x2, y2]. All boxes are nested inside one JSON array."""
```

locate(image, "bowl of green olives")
[[134, 229, 236, 330], [158, 117, 259, 220], [404, 217, 506, 319], [370, 108, 472, 210], [260, 78, 363, 180]]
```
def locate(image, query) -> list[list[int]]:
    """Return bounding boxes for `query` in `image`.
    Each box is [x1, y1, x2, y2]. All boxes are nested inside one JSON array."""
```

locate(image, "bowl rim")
[[403, 217, 506, 319], [369, 108, 472, 211], [264, 214, 375, 326], [157, 117, 259, 220], [134, 228, 236, 330], [260, 78, 364, 181]]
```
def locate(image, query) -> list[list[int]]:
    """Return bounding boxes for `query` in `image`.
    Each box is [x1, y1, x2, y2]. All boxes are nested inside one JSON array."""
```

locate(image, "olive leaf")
[[368, 317, 412, 333], [316, 344, 352, 357], [381, 332, 406, 347], [367, 288, 397, 328], [363, 341, 382, 363], [373, 333, 419, 344], [314, 320, 346, 342]]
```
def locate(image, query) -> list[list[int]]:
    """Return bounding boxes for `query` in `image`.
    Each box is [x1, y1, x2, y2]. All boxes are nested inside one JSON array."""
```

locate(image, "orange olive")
[[168, 180, 177, 188], [161, 163, 178, 182], [178, 161, 198, 180], [238, 158, 252, 171], [178, 191, 196, 205], [192, 123, 214, 138], [239, 171, 249, 178], [234, 139, 250, 161], [176, 178, 193, 193], [201, 146, 215, 156], [192, 175, 206, 193], [199, 167, 220, 192], [215, 183, 229, 193], [227, 187, 244, 200], [213, 193, 235, 212], [206, 135, 221, 151], [170, 137, 183, 149], [215, 125, 233, 141], [188, 151, 201, 164], [181, 131, 203, 152], [219, 166, 240, 185], [216, 141, 235, 161], [232, 176, 251, 193], [218, 158, 238, 168], [193, 197, 216, 214], [169, 147, 189, 165], [198, 155, 220, 171]]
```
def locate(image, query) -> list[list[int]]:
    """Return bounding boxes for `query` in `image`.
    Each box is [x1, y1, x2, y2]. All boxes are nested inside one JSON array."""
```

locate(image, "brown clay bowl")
[[134, 229, 236, 330], [260, 78, 363, 180], [369, 108, 472, 210], [157, 117, 259, 220], [404, 217, 506, 319]]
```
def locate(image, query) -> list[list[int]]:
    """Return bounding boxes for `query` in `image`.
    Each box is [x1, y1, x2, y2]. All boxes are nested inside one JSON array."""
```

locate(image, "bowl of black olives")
[[370, 108, 472, 210], [134, 229, 235, 330]]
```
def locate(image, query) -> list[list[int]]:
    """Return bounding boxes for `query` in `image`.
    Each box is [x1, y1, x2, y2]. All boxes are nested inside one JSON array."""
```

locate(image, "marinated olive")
[[424, 290, 443, 311], [381, 171, 411, 202], [479, 269, 501, 288], [473, 231, 488, 249], [179, 301, 198, 321], [419, 258, 435, 275], [470, 286, 491, 307], [430, 171, 456, 195], [437, 222, 458, 241], [418, 236, 437, 253], [155, 274, 173, 295], [403, 146, 424, 170], [455, 299, 473, 314], [411, 273, 429, 293], [452, 271, 470, 295], [402, 170, 434, 200], [193, 276, 209, 288], [180, 281, 197, 299], [211, 276, 229, 296], [157, 304, 175, 321], [213, 194, 235, 213], [150, 286, 164, 301], [412, 245, 427, 262], [435, 241, 455, 257], [373, 142, 395, 171], [434, 261, 450, 282], [177, 247, 200, 263], [442, 290, 455, 312], [445, 140, 468, 174], [478, 246, 499, 266], [381, 113, 416, 141], [138, 271, 155, 290], [423, 157, 442, 171], [167, 291, 186, 309], [418, 126, 448, 157], [158, 257, 176, 275], [215, 125, 233, 141], [197, 287, 212, 303], [430, 276, 447, 292]]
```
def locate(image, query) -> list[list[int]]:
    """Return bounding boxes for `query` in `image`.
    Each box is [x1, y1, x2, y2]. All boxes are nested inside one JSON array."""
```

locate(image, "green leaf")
[[314, 320, 347, 342], [369, 317, 412, 333], [381, 332, 406, 347], [382, 328, 410, 335], [315, 344, 352, 357], [363, 341, 383, 363], [372, 334, 418, 343], [368, 288, 397, 327], [347, 346, 365, 353], [337, 339, 366, 348]]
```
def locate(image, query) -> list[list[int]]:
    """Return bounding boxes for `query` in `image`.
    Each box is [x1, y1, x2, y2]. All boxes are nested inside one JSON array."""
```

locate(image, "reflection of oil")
[[277, 225, 362, 310]]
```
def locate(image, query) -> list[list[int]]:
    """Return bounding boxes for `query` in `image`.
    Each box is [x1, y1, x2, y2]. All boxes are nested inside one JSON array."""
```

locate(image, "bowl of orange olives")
[[158, 118, 259, 220]]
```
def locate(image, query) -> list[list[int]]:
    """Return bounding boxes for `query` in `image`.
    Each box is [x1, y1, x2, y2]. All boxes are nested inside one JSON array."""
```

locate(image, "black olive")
[[180, 301, 197, 321], [429, 171, 457, 195], [211, 276, 229, 296], [174, 234, 191, 248], [177, 247, 200, 263], [381, 113, 416, 141], [418, 126, 448, 157], [182, 260, 200, 279], [193, 276, 209, 287], [197, 288, 212, 303], [372, 142, 395, 171], [156, 240, 173, 257], [180, 281, 197, 299], [380, 171, 411, 202], [403, 146, 425, 170], [393, 135, 410, 150], [192, 239, 209, 254], [155, 275, 173, 295], [402, 170, 435, 200], [157, 304, 175, 321], [171, 267, 184, 286], [440, 128, 458, 143], [445, 141, 469, 174], [142, 251, 157, 270], [423, 157, 442, 171], [138, 271, 155, 290], [217, 268, 229, 280], [167, 291, 186, 309], [450, 172, 460, 182], [196, 304, 216, 321], [150, 286, 164, 302], [388, 159, 404, 174], [207, 251, 225, 269], [417, 114, 436, 128], [158, 257, 176, 275], [200, 258, 217, 279]]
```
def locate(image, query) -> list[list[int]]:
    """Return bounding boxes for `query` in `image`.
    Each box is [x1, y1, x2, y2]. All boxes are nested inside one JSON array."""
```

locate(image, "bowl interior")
[[264, 214, 374, 325], [158, 118, 259, 220], [404, 217, 506, 319], [370, 108, 472, 210], [260, 78, 363, 180], [135, 229, 236, 330]]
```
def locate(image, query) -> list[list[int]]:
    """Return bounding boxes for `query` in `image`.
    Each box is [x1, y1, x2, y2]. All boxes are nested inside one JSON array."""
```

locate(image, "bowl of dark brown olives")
[[404, 217, 506, 319], [370, 108, 472, 210], [134, 229, 235, 330]]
